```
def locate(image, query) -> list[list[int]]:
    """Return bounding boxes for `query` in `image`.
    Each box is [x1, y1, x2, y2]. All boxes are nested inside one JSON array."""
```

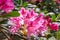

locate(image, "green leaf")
[[18, 0, 21, 4], [23, 2, 27, 7], [56, 30, 60, 40], [50, 14, 56, 21], [56, 14, 60, 21], [1, 11, 20, 18], [41, 10, 48, 14]]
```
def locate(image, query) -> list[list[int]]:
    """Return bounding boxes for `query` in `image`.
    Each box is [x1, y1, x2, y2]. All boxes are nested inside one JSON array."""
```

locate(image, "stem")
[[0, 24, 9, 31], [20, 0, 23, 6], [57, 31, 58, 40], [15, 33, 28, 40], [2, 31, 12, 40]]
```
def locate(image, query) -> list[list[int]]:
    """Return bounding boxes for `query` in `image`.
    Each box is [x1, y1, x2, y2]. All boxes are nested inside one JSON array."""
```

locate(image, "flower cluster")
[[0, 0, 14, 13], [9, 7, 59, 37]]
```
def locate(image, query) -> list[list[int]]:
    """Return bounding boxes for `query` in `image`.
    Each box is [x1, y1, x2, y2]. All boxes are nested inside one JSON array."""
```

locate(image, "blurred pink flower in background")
[[0, 0, 14, 13], [54, 0, 60, 4]]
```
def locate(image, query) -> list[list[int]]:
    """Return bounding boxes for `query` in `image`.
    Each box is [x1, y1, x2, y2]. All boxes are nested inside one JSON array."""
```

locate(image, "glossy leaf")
[[0, 11, 20, 18]]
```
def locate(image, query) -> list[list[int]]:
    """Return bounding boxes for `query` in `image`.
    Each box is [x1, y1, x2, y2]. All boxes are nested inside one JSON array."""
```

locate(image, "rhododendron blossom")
[[0, 0, 14, 13], [9, 17, 21, 34], [50, 22, 59, 31], [9, 7, 59, 37]]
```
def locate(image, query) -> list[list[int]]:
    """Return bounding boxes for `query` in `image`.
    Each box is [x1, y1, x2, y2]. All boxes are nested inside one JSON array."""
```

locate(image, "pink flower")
[[44, 15, 51, 26], [54, 0, 60, 4], [9, 7, 59, 37], [26, 13, 48, 37], [38, 26, 47, 36], [0, 0, 14, 13], [9, 17, 21, 34], [50, 22, 59, 31]]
